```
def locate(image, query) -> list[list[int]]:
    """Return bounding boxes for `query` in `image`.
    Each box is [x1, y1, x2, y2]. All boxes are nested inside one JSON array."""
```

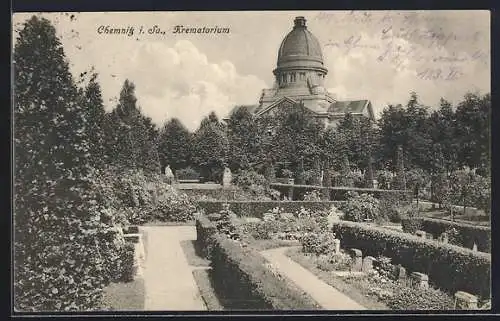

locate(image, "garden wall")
[[196, 201, 344, 218], [331, 221, 491, 298], [401, 217, 491, 253], [195, 216, 320, 310]]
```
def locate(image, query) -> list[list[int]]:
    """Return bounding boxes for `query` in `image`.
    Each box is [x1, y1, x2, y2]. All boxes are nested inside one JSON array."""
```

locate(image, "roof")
[[277, 17, 324, 70]]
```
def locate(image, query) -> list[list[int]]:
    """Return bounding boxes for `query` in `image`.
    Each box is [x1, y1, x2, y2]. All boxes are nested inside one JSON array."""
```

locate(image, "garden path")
[[141, 226, 207, 311], [261, 246, 366, 310]]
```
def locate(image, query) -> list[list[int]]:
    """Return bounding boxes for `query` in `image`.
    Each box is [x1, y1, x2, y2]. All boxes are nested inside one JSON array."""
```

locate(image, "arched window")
[[291, 72, 296, 82], [300, 72, 305, 80]]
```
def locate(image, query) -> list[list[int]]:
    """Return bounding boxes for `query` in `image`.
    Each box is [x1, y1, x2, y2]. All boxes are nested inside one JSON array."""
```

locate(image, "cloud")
[[102, 40, 267, 131]]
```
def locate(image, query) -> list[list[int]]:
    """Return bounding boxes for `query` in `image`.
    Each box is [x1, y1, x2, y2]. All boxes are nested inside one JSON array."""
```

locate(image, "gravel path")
[[141, 226, 207, 311], [261, 247, 366, 310]]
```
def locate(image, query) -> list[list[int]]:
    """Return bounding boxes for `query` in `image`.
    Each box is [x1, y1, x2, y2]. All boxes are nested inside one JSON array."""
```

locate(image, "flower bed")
[[402, 217, 491, 253], [331, 221, 491, 299]]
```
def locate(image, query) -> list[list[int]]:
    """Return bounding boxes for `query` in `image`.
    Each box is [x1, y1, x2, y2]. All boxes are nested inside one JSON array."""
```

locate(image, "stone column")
[[349, 248, 363, 272], [454, 291, 479, 310], [333, 239, 340, 254]]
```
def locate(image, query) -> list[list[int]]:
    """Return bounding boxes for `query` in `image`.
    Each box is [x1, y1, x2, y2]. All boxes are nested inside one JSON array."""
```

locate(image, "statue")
[[164, 165, 174, 185], [222, 166, 232, 187]]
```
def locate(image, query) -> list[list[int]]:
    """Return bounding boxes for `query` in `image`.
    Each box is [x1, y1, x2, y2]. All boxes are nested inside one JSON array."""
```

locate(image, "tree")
[[428, 98, 459, 173], [158, 118, 192, 171], [455, 93, 490, 172], [226, 107, 263, 171], [192, 112, 228, 182], [14, 16, 112, 311], [80, 72, 106, 169], [106, 80, 160, 173]]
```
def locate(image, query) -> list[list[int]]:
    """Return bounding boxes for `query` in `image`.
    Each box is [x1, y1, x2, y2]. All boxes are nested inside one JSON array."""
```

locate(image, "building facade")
[[227, 16, 375, 128]]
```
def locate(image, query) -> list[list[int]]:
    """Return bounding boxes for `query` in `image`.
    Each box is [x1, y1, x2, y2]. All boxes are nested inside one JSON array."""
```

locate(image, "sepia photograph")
[[12, 10, 491, 313]]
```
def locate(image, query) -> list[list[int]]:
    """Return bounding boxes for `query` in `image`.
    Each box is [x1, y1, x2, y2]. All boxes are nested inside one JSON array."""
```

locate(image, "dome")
[[276, 16, 326, 71]]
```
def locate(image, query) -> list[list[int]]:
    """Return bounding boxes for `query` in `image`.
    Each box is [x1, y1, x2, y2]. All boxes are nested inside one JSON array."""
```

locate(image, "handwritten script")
[[316, 11, 489, 81]]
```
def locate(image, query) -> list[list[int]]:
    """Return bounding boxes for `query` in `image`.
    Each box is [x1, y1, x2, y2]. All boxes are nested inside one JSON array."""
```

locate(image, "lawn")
[[101, 277, 145, 311]]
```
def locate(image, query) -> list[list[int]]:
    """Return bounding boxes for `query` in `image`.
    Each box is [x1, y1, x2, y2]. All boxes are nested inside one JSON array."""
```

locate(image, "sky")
[[12, 11, 490, 131]]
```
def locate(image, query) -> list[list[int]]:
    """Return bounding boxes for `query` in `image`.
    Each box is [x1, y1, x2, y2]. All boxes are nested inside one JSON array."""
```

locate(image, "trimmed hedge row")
[[195, 217, 320, 310], [331, 221, 491, 298], [196, 201, 344, 218], [269, 183, 412, 201], [401, 217, 491, 253], [195, 215, 217, 259]]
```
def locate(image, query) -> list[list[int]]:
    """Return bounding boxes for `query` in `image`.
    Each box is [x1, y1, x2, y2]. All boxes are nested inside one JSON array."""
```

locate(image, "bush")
[[209, 233, 320, 309], [303, 190, 322, 201], [401, 217, 424, 234], [316, 252, 352, 272], [175, 167, 200, 180], [118, 242, 136, 282], [195, 216, 218, 259], [341, 193, 381, 222], [331, 221, 491, 298], [196, 201, 345, 219], [300, 233, 337, 256], [388, 286, 455, 310]]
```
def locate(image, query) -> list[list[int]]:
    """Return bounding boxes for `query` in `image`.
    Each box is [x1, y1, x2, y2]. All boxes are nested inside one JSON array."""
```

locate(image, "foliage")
[[104, 80, 161, 173], [300, 233, 337, 256], [117, 242, 136, 282], [376, 170, 393, 190], [175, 166, 200, 180], [158, 118, 192, 171], [303, 190, 322, 201], [196, 201, 345, 219], [341, 193, 381, 222], [418, 217, 491, 253], [192, 112, 228, 182], [13, 16, 121, 311], [316, 252, 353, 272], [331, 220, 491, 297], [194, 216, 320, 309]]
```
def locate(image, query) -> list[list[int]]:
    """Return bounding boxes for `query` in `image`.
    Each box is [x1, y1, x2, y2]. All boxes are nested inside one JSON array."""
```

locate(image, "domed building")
[[228, 16, 375, 128]]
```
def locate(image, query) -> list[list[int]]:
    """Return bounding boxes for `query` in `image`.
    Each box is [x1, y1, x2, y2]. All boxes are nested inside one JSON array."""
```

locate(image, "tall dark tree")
[[428, 98, 459, 173], [192, 112, 228, 182], [106, 80, 160, 173], [158, 118, 192, 170], [226, 107, 262, 171], [81, 72, 106, 169], [14, 16, 111, 311], [455, 93, 490, 173]]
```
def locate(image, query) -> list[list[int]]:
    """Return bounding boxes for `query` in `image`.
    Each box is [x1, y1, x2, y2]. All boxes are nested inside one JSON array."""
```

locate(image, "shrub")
[[388, 286, 455, 310], [341, 193, 381, 222], [196, 201, 345, 219], [376, 170, 393, 190], [303, 190, 322, 201], [209, 233, 320, 309], [300, 233, 337, 256], [195, 216, 218, 259], [118, 242, 136, 282], [401, 216, 424, 234], [175, 167, 200, 180], [331, 221, 491, 298], [316, 252, 352, 272]]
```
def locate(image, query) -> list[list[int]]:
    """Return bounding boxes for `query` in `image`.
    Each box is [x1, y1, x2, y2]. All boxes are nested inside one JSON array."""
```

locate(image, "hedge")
[[269, 183, 412, 201], [401, 217, 491, 253], [195, 216, 217, 259], [195, 217, 320, 310], [331, 221, 491, 298], [196, 201, 345, 218]]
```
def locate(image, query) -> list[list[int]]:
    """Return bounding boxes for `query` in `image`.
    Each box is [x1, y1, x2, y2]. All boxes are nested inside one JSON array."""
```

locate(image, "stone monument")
[[164, 165, 174, 185], [222, 166, 232, 187]]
